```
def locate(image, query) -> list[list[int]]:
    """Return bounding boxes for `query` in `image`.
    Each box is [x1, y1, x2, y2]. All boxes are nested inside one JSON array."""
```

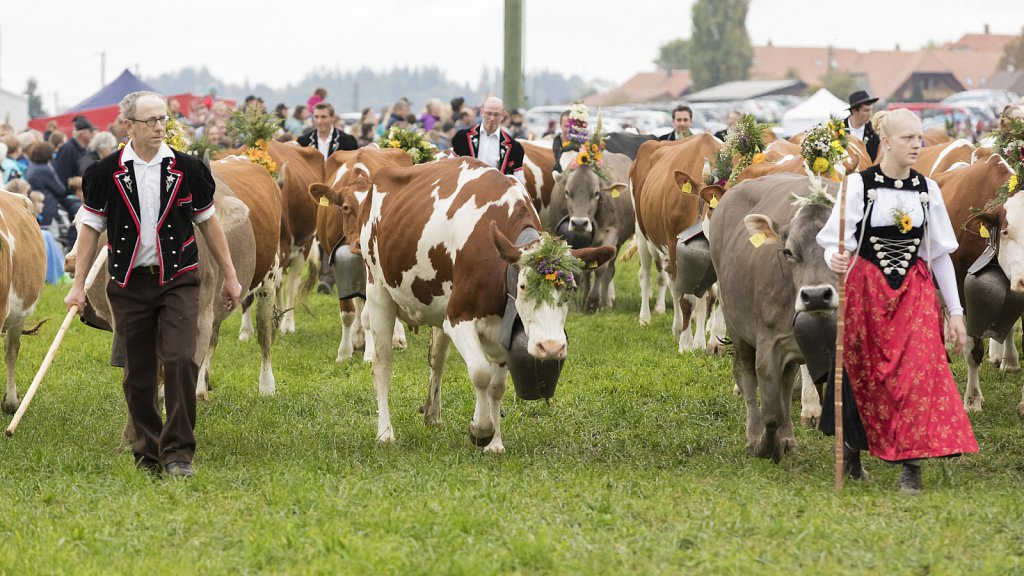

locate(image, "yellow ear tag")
[[610, 186, 621, 199], [749, 233, 766, 248], [979, 224, 990, 238], [681, 181, 693, 194], [587, 261, 599, 269], [709, 196, 719, 209], [319, 196, 330, 207]]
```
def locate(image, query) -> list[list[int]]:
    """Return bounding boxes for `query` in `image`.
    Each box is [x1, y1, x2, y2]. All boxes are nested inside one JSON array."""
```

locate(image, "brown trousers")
[[107, 269, 200, 468]]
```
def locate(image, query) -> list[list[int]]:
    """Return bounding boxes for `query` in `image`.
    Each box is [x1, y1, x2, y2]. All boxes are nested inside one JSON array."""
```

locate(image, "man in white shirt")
[[66, 91, 241, 479], [297, 102, 357, 160], [452, 97, 525, 183], [845, 90, 880, 161]]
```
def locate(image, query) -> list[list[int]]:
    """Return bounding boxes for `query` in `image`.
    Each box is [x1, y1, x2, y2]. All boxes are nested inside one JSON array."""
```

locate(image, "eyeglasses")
[[128, 115, 170, 127]]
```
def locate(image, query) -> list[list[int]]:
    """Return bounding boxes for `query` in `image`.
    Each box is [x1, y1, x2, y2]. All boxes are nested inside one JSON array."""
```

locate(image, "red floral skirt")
[[844, 259, 978, 461]]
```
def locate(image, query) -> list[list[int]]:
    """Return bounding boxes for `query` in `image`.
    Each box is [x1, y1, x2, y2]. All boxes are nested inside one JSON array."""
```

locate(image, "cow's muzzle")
[[797, 285, 836, 313]]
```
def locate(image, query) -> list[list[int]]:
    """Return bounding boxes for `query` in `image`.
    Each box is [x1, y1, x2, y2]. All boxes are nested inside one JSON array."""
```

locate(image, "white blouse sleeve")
[[921, 177, 959, 262], [816, 173, 865, 265]]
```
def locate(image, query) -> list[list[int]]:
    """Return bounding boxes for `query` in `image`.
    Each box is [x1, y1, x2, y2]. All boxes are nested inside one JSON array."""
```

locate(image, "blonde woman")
[[816, 108, 978, 494]]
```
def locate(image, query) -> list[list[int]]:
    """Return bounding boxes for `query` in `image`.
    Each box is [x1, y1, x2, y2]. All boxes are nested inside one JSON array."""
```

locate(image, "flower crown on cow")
[[983, 116, 1024, 212], [569, 108, 609, 181], [801, 115, 849, 182], [708, 114, 768, 187], [227, 104, 280, 176], [520, 234, 584, 307], [378, 125, 437, 164]]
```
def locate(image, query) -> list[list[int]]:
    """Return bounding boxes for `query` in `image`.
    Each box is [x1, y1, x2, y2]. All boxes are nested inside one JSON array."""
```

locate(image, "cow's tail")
[[21, 318, 50, 336], [619, 236, 638, 261], [297, 241, 321, 312]]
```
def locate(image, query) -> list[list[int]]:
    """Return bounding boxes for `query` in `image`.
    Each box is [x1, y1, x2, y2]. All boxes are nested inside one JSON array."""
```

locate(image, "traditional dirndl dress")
[[820, 167, 978, 461]]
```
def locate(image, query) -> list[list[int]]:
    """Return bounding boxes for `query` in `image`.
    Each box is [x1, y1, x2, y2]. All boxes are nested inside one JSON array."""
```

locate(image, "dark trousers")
[[107, 269, 200, 467]]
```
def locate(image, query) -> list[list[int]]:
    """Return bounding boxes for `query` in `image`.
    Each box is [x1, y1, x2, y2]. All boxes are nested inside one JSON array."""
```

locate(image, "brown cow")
[[933, 155, 1024, 414], [310, 146, 413, 362], [0, 191, 46, 413], [913, 139, 974, 176], [353, 158, 614, 452], [631, 134, 723, 352], [520, 141, 556, 225]]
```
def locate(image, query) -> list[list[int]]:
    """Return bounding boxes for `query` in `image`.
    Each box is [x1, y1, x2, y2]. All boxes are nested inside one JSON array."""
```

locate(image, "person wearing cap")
[[452, 96, 525, 183], [53, 116, 96, 186], [846, 90, 881, 162], [297, 102, 356, 160]]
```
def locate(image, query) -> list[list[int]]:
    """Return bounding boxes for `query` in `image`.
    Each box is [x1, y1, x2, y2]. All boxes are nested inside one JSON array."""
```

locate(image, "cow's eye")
[[518, 283, 527, 292], [781, 248, 795, 260]]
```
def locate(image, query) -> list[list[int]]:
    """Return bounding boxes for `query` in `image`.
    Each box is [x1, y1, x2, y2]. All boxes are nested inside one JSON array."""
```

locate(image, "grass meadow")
[[1, 256, 1023, 575]]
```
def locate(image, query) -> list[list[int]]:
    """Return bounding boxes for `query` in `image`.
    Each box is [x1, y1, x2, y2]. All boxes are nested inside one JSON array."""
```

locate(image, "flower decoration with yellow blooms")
[[980, 116, 1024, 213], [890, 205, 913, 234], [569, 114, 609, 181], [244, 139, 278, 177], [377, 126, 436, 165], [521, 233, 583, 307], [801, 115, 849, 181], [163, 115, 190, 152], [715, 114, 770, 186]]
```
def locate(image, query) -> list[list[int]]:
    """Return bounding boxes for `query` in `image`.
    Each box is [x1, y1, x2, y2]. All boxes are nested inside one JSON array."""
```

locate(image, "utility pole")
[[503, 0, 523, 110]]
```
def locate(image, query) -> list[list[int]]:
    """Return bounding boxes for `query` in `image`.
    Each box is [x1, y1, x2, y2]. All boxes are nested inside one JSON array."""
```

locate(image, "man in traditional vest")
[[845, 90, 880, 162], [452, 96, 525, 183]]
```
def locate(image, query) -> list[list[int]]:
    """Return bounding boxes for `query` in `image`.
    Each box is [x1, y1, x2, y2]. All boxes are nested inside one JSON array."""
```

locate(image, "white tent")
[[0, 86, 28, 131], [779, 88, 849, 137]]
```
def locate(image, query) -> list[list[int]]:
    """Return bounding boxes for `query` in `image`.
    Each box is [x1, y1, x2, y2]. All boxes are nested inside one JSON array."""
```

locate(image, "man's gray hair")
[[88, 131, 117, 153], [119, 91, 167, 120]]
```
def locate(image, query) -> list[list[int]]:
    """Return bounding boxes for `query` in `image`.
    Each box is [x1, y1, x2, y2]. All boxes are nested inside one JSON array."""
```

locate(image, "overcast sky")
[[2, 0, 1021, 112]]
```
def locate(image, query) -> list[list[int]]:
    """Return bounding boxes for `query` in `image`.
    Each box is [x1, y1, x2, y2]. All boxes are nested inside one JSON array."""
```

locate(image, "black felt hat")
[[848, 90, 879, 109]]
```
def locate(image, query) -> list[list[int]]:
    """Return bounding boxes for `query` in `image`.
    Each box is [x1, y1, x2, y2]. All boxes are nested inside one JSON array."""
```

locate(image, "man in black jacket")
[[66, 91, 241, 479], [452, 96, 525, 183], [845, 90, 880, 162], [659, 105, 693, 141], [297, 102, 357, 159]]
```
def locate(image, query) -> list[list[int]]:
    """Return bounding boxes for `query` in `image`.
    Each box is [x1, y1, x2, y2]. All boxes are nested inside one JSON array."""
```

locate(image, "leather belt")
[[132, 265, 160, 275]]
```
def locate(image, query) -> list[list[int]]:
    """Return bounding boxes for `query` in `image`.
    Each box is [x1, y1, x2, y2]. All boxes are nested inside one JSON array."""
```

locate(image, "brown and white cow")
[[913, 139, 974, 177], [933, 154, 1024, 414], [547, 151, 634, 312], [0, 190, 46, 413], [519, 141, 556, 225], [310, 146, 412, 362], [709, 173, 839, 460], [631, 134, 722, 352], [354, 158, 613, 452]]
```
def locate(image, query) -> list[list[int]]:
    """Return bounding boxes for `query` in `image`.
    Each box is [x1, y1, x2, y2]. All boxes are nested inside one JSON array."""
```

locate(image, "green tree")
[[688, 0, 753, 90], [24, 78, 45, 118], [821, 69, 856, 100], [654, 38, 691, 70], [1000, 33, 1024, 70]]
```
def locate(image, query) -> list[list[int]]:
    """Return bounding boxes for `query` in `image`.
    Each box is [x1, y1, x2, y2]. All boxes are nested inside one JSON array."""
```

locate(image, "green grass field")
[[1, 257, 1023, 575]]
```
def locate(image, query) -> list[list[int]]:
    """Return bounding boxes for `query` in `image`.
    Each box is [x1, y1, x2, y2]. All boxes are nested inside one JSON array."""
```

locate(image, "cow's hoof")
[[782, 437, 798, 454], [1, 395, 19, 414], [638, 315, 651, 327], [706, 342, 728, 356], [483, 441, 505, 454], [964, 396, 984, 413], [469, 424, 494, 447], [392, 335, 408, 350], [800, 414, 819, 428], [196, 389, 209, 402], [377, 428, 396, 444], [1002, 362, 1021, 373], [732, 384, 741, 397]]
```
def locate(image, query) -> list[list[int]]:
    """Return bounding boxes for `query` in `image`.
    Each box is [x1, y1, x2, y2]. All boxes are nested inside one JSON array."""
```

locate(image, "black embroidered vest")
[[855, 166, 929, 289]]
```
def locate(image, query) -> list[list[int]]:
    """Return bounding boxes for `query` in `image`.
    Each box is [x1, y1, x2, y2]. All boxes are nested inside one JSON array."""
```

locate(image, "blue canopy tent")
[[67, 69, 155, 112]]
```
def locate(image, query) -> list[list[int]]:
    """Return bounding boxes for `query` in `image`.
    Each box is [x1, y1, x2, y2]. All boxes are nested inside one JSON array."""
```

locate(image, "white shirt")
[[316, 130, 332, 159], [816, 172, 962, 314], [477, 125, 501, 170], [78, 141, 215, 267], [849, 123, 866, 142]]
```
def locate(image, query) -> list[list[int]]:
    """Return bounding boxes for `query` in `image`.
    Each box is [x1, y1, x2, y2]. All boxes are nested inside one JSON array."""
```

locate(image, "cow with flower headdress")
[[348, 157, 613, 452]]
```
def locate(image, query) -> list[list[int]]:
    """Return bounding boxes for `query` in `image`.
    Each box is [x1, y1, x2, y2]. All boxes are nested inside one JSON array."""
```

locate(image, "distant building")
[[584, 70, 691, 106]]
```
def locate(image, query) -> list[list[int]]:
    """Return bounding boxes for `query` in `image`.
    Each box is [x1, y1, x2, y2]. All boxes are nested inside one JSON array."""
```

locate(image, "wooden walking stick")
[[5, 250, 108, 437], [834, 178, 848, 493]]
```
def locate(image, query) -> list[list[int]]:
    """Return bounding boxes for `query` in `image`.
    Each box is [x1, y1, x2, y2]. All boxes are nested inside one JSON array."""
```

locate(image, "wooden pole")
[[5, 249, 108, 437], [834, 178, 848, 493]]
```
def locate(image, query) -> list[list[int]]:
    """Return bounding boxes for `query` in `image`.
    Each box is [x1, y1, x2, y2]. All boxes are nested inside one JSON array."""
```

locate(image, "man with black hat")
[[53, 116, 96, 186], [846, 90, 880, 162]]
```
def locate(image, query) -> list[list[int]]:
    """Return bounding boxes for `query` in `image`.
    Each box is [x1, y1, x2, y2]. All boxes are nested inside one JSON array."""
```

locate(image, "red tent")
[[28, 69, 233, 135]]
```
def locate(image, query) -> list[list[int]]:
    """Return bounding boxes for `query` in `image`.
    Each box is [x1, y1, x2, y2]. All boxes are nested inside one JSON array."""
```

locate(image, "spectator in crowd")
[[26, 141, 80, 247], [168, 98, 185, 121], [197, 116, 230, 148], [356, 107, 378, 147], [552, 110, 572, 173], [659, 105, 693, 141], [273, 103, 289, 130], [53, 116, 96, 185], [308, 87, 327, 112], [43, 120, 58, 142], [0, 123, 12, 140], [999, 103, 1024, 130], [419, 98, 443, 132], [386, 98, 410, 130], [297, 102, 356, 159], [505, 108, 526, 139], [284, 105, 307, 135], [49, 130, 67, 151], [450, 97, 465, 121], [2, 135, 23, 184], [109, 116, 129, 143], [452, 96, 525, 183], [454, 107, 476, 132], [66, 176, 83, 202], [542, 119, 557, 137], [189, 104, 210, 129], [78, 131, 117, 175], [16, 132, 39, 173], [714, 110, 741, 141], [845, 90, 880, 162]]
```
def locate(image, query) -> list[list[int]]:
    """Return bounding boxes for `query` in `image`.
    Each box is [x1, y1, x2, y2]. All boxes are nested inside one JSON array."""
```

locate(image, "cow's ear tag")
[[681, 181, 693, 194], [749, 233, 766, 248], [979, 224, 990, 238], [587, 260, 599, 269], [319, 196, 330, 207], [610, 186, 621, 199], [709, 196, 719, 209]]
